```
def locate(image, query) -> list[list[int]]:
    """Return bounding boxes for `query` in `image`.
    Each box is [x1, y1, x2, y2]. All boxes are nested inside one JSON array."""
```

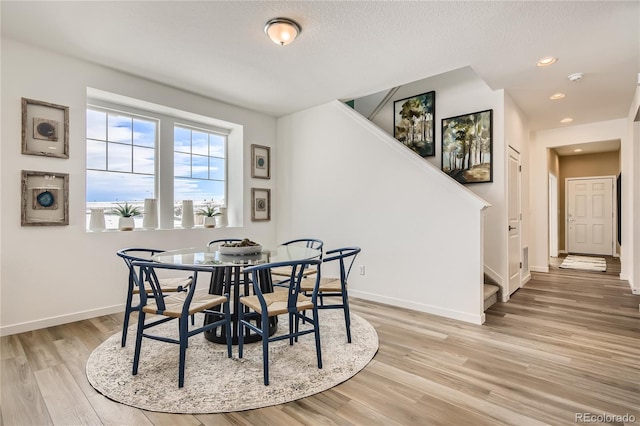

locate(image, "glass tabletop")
[[152, 245, 321, 267]]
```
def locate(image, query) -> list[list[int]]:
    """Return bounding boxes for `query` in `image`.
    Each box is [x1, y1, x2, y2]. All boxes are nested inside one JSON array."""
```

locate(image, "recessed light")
[[568, 72, 584, 82], [573, 148, 583, 152], [560, 118, 573, 123], [537, 56, 557, 67], [550, 93, 565, 100]]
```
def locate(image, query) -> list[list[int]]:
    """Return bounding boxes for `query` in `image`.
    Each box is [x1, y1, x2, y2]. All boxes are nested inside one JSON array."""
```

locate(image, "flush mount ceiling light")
[[560, 117, 574, 124], [573, 148, 583, 152], [537, 56, 557, 67], [568, 72, 584, 82], [264, 18, 301, 46], [550, 93, 566, 100]]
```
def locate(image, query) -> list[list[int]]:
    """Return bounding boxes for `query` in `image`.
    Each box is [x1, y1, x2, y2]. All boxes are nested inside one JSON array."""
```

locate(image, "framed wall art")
[[22, 98, 69, 159], [251, 144, 271, 179], [393, 91, 436, 157], [251, 188, 271, 221], [441, 109, 493, 184], [21, 170, 69, 226]]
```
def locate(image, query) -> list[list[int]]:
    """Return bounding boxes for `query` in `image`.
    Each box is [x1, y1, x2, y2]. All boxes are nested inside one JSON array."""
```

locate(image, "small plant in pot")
[[113, 202, 142, 231], [197, 205, 221, 228]]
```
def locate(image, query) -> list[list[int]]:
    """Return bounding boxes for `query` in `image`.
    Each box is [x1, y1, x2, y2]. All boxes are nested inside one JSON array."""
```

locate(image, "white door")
[[566, 177, 614, 256], [508, 147, 522, 295]]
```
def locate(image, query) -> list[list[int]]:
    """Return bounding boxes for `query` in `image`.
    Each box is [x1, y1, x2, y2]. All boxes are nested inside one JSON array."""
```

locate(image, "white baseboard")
[[349, 289, 484, 325], [530, 266, 549, 273], [522, 272, 532, 285], [0, 304, 124, 337]]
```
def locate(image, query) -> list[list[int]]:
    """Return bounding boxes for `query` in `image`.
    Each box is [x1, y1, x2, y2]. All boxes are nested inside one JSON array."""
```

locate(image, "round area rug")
[[86, 310, 378, 413]]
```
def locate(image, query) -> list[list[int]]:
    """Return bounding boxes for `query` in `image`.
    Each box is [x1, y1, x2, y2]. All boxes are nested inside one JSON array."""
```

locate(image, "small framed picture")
[[251, 188, 271, 221], [21, 98, 69, 159], [21, 170, 69, 226], [251, 144, 271, 179]]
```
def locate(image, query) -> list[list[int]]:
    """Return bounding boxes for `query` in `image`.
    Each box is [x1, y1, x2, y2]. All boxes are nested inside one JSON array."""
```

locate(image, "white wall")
[[529, 119, 634, 287], [277, 101, 490, 324], [0, 39, 279, 335], [354, 67, 511, 289]]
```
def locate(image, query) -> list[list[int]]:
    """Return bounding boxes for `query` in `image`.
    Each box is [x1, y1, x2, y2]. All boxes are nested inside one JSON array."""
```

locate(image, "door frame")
[[549, 173, 559, 257], [564, 175, 616, 256]]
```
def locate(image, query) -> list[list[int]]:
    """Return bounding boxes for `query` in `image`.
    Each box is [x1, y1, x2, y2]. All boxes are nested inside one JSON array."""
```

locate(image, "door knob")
[[509, 226, 516, 231]]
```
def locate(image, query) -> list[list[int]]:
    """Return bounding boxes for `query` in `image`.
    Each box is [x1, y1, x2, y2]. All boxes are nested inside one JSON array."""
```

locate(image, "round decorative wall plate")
[[36, 190, 55, 208]]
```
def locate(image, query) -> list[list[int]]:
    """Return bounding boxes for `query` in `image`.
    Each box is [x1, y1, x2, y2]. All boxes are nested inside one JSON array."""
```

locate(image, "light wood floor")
[[2, 267, 639, 426]]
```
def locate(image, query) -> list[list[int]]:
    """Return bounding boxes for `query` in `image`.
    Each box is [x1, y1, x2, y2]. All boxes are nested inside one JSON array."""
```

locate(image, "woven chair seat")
[[240, 291, 313, 316], [299, 277, 341, 292], [142, 292, 227, 318], [270, 265, 318, 278], [134, 276, 192, 294]]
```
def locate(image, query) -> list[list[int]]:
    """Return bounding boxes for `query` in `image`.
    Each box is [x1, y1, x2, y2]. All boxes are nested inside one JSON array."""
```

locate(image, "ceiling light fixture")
[[550, 93, 565, 100], [568, 72, 584, 82], [537, 56, 557, 67], [573, 148, 583, 152], [560, 118, 574, 123], [264, 18, 301, 46]]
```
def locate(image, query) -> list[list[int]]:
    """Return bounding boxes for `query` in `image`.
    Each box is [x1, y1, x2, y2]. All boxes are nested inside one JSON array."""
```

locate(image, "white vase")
[[215, 207, 228, 227], [203, 216, 216, 228], [118, 216, 135, 231], [89, 208, 106, 231], [142, 198, 158, 230], [181, 200, 194, 228]]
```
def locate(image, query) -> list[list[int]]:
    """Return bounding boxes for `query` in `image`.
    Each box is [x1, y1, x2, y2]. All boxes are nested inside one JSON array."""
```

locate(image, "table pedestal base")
[[204, 267, 277, 344]]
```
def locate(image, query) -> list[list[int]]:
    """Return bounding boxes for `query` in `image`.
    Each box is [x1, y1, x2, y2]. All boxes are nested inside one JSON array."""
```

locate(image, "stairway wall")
[[277, 101, 490, 324]]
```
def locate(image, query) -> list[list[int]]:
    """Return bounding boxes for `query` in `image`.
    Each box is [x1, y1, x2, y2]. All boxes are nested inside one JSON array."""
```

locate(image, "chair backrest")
[[116, 247, 166, 285], [281, 239, 324, 262], [207, 238, 243, 249], [130, 261, 211, 315], [323, 247, 361, 284], [244, 258, 322, 309]]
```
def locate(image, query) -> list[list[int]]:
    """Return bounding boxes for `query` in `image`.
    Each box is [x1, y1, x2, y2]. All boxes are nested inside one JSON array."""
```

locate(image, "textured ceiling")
[[2, 1, 638, 132]]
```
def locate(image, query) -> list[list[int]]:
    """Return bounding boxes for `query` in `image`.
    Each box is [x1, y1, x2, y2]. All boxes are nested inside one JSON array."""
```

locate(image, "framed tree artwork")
[[441, 109, 493, 184], [393, 91, 436, 157], [21, 98, 70, 159], [21, 170, 69, 226]]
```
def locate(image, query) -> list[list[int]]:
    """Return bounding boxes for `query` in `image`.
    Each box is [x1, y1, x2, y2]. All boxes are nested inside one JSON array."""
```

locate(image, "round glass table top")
[[152, 245, 321, 267]]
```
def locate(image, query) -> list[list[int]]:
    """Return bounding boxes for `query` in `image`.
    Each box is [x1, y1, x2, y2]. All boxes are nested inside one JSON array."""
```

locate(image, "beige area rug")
[[86, 310, 378, 414], [559, 255, 607, 272]]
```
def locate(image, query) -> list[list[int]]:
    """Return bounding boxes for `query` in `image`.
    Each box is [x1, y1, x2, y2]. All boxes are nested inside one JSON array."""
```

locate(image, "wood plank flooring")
[[2, 266, 638, 425]]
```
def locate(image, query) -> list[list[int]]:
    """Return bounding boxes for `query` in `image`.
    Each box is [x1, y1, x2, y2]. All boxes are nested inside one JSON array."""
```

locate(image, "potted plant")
[[197, 205, 221, 228], [113, 202, 142, 231]]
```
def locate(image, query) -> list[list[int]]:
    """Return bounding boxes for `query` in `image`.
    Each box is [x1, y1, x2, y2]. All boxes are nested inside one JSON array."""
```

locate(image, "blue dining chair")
[[116, 248, 193, 347], [300, 247, 361, 343], [130, 260, 232, 388], [271, 238, 324, 288], [238, 258, 323, 385]]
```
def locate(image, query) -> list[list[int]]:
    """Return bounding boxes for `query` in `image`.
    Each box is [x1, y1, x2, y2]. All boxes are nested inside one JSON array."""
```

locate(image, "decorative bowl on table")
[[218, 239, 262, 255]]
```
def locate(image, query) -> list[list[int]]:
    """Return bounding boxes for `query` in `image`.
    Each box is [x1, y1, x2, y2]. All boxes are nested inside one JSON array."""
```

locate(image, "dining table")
[[152, 244, 322, 344]]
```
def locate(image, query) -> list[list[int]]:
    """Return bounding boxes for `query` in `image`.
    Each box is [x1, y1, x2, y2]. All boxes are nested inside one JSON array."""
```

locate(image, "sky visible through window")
[[86, 110, 226, 205]]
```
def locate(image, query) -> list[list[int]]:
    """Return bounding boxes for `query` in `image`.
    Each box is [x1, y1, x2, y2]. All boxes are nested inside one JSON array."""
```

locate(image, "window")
[[86, 97, 232, 231], [173, 125, 226, 225]]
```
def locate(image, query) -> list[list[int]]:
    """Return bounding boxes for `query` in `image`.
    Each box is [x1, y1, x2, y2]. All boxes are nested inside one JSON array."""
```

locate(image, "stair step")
[[483, 284, 500, 311]]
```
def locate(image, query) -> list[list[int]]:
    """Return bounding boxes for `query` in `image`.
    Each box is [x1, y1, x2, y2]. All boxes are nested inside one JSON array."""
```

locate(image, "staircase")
[[483, 272, 500, 311], [483, 284, 500, 311]]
